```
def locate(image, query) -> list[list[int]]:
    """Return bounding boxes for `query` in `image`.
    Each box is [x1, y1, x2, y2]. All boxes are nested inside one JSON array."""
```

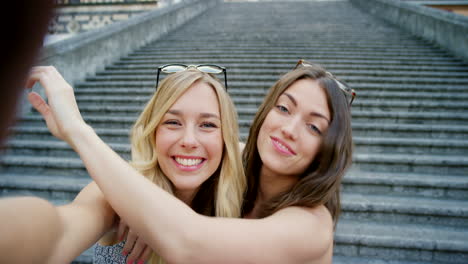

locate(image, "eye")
[[275, 105, 289, 113], [307, 124, 322, 135], [201, 122, 218, 129], [163, 120, 181, 126]]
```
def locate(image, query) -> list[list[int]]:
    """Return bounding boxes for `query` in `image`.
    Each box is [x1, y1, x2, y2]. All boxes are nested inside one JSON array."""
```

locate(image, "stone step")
[[0, 174, 90, 201], [354, 153, 468, 175], [10, 126, 131, 143], [130, 49, 450, 57], [349, 123, 468, 140], [7, 135, 467, 160], [354, 137, 468, 155], [112, 57, 466, 67], [74, 97, 468, 113], [2, 151, 466, 177], [18, 111, 468, 128], [122, 52, 457, 61], [138, 43, 444, 52], [335, 220, 468, 263], [74, 81, 468, 93], [145, 40, 441, 48], [104, 63, 468, 73], [96, 69, 468, 79], [343, 171, 468, 200], [341, 193, 468, 227], [75, 90, 466, 103], [0, 155, 89, 177], [84, 74, 468, 85], [332, 255, 436, 264], [4, 139, 130, 159], [12, 121, 468, 143]]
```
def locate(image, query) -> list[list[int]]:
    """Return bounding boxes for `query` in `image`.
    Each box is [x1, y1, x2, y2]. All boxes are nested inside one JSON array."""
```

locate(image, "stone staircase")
[[1, 0, 468, 263]]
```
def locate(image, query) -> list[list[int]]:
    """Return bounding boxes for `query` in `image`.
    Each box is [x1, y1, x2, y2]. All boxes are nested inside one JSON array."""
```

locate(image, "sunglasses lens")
[[197, 65, 223, 74], [162, 65, 187, 73]]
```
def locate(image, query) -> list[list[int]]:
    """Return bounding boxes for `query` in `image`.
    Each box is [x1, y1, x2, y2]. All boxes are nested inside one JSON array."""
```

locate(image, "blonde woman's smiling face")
[[155, 81, 223, 202], [257, 78, 331, 178]]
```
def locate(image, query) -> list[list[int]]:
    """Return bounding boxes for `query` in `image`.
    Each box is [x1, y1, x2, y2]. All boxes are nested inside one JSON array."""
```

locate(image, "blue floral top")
[[93, 241, 128, 264]]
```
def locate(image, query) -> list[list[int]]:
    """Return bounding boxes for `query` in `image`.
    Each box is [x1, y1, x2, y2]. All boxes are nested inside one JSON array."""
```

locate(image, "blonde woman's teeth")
[[175, 157, 203, 166]]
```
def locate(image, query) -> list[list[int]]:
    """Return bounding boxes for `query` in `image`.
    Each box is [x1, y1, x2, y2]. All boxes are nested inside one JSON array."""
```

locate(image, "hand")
[[118, 219, 153, 264], [26, 66, 86, 144]]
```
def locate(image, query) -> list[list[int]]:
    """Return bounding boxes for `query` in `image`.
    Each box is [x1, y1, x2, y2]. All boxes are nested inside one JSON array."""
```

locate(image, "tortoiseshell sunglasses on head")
[[294, 59, 356, 106]]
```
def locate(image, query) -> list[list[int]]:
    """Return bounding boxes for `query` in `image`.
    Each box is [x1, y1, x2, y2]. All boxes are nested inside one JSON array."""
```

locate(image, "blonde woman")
[[25, 65, 245, 264]]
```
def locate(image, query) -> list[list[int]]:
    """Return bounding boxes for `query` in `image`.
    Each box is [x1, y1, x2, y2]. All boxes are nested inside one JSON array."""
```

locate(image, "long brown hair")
[[242, 64, 353, 225]]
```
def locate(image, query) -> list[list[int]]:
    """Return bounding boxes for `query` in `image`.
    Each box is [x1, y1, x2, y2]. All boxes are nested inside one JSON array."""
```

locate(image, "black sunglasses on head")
[[156, 64, 228, 90]]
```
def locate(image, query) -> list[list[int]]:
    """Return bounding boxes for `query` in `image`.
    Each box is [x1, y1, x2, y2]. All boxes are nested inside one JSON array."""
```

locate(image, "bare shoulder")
[[269, 205, 334, 263]]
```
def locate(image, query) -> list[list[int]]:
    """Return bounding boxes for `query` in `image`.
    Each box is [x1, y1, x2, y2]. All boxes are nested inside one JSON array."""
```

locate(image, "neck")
[[256, 166, 298, 206], [174, 189, 196, 207]]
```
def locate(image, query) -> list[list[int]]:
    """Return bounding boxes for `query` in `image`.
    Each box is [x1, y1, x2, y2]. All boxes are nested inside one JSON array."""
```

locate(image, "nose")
[[180, 126, 199, 149], [281, 116, 299, 141]]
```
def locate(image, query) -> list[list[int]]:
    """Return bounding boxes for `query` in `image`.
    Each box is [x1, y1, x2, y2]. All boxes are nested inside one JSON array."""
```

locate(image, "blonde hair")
[[102, 69, 246, 263]]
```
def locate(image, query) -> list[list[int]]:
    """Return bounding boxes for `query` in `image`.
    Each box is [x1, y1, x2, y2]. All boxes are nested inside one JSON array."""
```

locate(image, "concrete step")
[[7, 135, 467, 160], [95, 68, 468, 79], [84, 74, 468, 85], [74, 97, 468, 114], [341, 193, 468, 227], [138, 43, 445, 52], [74, 80, 468, 94], [343, 170, 468, 200], [0, 155, 88, 177], [10, 126, 131, 143], [104, 63, 468, 73], [4, 139, 130, 159], [112, 57, 466, 67], [145, 40, 443, 48], [349, 122, 468, 139], [13, 120, 468, 142], [122, 52, 458, 61], [0, 174, 89, 201], [2, 151, 466, 177], [335, 220, 468, 263], [19, 111, 468, 128], [353, 153, 468, 175], [333, 255, 437, 264], [354, 137, 468, 155]]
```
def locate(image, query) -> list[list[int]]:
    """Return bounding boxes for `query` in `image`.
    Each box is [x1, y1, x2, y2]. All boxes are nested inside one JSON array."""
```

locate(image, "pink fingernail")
[[122, 250, 128, 256], [126, 259, 133, 264], [137, 260, 144, 264]]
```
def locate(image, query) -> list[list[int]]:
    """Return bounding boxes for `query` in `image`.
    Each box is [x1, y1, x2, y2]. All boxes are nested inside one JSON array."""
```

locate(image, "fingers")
[[27, 92, 50, 118], [117, 219, 128, 242], [139, 246, 153, 263], [122, 229, 137, 256], [127, 239, 147, 264]]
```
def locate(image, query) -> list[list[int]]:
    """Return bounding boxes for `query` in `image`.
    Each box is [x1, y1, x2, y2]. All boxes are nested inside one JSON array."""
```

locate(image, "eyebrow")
[[167, 109, 220, 120], [282, 92, 330, 123]]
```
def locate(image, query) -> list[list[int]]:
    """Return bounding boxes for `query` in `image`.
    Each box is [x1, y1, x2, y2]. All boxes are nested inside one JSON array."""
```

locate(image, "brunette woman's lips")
[[172, 155, 206, 171], [270, 136, 296, 156]]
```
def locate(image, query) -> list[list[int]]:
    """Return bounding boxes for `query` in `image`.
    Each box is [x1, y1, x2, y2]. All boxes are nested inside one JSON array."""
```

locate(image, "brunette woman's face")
[[257, 79, 331, 178], [155, 81, 223, 200]]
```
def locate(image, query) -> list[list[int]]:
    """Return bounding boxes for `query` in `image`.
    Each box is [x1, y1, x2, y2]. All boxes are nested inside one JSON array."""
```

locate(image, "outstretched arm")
[[50, 181, 117, 263], [0, 197, 62, 264], [28, 66, 334, 264]]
